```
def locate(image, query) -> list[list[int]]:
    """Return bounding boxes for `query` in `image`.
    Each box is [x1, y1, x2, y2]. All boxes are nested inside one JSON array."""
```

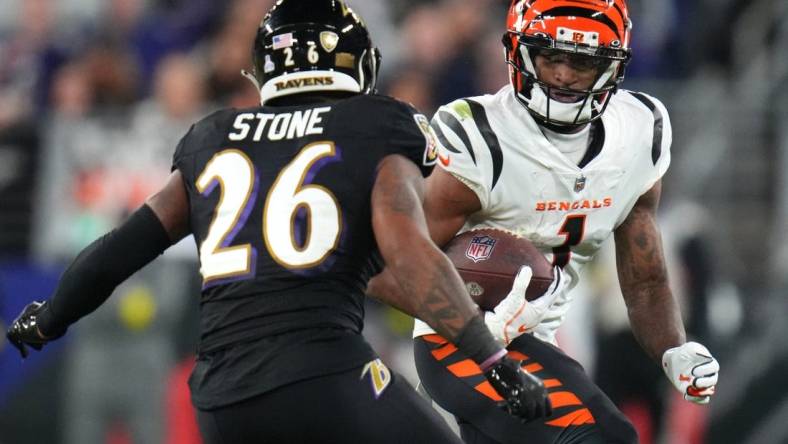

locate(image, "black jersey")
[[172, 94, 436, 408]]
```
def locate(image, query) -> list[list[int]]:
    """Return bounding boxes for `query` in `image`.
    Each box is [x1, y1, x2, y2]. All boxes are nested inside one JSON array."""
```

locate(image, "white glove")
[[484, 266, 568, 345], [662, 341, 719, 404], [530, 289, 573, 344]]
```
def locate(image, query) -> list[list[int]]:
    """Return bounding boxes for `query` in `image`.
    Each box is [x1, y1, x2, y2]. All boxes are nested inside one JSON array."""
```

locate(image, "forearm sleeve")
[[36, 205, 173, 336]]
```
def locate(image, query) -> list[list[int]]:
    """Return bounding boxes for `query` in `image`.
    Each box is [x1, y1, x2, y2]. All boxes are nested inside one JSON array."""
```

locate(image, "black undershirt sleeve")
[[36, 204, 174, 336]]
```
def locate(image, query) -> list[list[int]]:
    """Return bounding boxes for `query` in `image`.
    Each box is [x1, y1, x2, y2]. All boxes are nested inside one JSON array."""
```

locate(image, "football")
[[443, 228, 554, 311]]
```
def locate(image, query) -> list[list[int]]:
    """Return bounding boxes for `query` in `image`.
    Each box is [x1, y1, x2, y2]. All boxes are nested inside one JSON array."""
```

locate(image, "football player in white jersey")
[[368, 0, 720, 442]]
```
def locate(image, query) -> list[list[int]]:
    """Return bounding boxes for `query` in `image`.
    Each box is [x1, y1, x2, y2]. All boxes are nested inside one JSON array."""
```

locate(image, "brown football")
[[443, 228, 554, 311]]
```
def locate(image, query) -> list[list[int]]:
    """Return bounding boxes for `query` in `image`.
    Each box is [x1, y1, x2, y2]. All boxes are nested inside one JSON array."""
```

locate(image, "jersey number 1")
[[196, 143, 341, 284], [552, 215, 586, 268]]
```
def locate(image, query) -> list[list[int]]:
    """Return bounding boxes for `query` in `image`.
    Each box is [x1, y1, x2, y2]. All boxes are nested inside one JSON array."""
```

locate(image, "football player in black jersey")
[[7, 1, 553, 442]]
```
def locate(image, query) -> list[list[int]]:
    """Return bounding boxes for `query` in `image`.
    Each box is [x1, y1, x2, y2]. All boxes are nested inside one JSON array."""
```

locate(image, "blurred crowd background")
[[0, 0, 786, 443]]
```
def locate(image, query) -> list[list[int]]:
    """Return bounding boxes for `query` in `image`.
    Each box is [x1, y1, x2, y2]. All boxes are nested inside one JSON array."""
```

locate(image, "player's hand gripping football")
[[484, 356, 551, 421], [484, 266, 568, 345], [662, 341, 719, 404], [6, 301, 60, 358]]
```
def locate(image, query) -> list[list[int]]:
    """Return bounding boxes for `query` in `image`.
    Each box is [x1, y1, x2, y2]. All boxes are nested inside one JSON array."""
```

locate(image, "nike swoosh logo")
[[687, 386, 714, 397], [679, 374, 692, 382], [518, 325, 527, 333], [438, 153, 451, 167]]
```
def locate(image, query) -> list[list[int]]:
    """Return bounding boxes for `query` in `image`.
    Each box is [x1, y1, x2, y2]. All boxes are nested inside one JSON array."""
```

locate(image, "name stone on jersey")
[[229, 107, 331, 142], [465, 235, 497, 263]]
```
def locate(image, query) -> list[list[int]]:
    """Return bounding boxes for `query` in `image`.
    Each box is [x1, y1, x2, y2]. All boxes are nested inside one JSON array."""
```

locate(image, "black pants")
[[415, 334, 638, 444], [196, 360, 462, 444]]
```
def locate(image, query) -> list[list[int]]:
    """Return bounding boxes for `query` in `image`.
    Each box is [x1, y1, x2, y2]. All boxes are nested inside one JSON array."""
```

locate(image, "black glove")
[[6, 301, 61, 358], [484, 356, 552, 422]]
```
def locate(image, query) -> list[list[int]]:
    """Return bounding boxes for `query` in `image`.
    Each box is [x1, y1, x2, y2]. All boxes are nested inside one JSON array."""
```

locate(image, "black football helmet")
[[248, 0, 381, 104]]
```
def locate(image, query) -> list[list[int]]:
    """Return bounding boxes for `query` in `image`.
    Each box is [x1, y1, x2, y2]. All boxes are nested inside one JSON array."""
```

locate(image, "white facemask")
[[518, 46, 620, 125]]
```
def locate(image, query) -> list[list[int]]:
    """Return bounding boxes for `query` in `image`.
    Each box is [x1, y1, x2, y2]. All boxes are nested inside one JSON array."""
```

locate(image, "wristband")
[[454, 315, 507, 371], [479, 349, 508, 372]]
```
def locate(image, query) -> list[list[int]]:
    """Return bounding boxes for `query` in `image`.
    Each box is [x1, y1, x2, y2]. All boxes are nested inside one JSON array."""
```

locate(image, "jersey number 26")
[[196, 143, 341, 284]]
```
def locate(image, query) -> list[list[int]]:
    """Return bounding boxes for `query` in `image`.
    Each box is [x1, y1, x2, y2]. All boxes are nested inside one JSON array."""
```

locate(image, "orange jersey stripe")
[[548, 391, 583, 408], [447, 359, 483, 378], [522, 363, 543, 373], [546, 408, 596, 428], [507, 350, 529, 362], [422, 334, 448, 345], [475, 381, 504, 402], [572, 408, 596, 425], [543, 378, 563, 388], [431, 343, 458, 361]]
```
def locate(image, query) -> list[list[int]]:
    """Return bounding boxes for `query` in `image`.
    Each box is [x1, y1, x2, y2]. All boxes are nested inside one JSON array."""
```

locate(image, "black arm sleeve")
[[454, 315, 506, 370], [36, 204, 173, 336]]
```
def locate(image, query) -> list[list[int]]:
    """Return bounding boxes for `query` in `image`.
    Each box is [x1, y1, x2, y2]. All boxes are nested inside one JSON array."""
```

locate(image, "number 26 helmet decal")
[[504, 0, 632, 126]]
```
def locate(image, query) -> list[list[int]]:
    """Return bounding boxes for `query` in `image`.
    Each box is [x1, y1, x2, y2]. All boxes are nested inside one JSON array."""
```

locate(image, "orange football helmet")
[[504, 0, 632, 126]]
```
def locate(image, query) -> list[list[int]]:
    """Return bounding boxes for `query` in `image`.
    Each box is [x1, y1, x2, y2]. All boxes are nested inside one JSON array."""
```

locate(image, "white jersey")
[[413, 85, 672, 341]]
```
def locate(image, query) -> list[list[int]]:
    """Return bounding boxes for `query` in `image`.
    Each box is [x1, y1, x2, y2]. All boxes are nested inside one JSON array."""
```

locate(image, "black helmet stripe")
[[610, 3, 627, 29], [540, 7, 621, 40]]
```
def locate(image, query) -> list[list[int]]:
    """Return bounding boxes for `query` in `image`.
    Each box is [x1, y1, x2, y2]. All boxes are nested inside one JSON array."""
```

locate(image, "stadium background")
[[0, 0, 786, 443]]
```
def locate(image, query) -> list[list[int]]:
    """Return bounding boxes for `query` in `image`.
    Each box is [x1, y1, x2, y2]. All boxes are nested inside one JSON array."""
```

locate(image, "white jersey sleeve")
[[627, 92, 672, 195], [430, 99, 500, 210]]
